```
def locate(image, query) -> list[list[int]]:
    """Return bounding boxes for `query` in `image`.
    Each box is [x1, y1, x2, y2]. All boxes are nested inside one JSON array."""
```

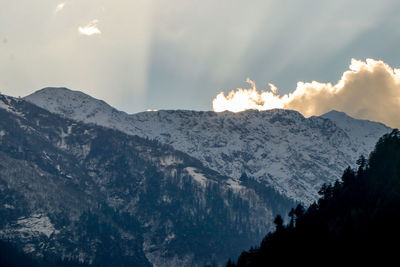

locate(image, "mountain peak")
[[319, 109, 391, 148], [25, 87, 103, 104], [28, 87, 89, 98], [321, 109, 388, 127], [320, 109, 389, 128], [24, 87, 123, 124], [321, 110, 348, 118]]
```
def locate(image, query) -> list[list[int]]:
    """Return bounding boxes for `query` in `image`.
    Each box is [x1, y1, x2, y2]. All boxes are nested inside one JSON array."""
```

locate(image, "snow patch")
[[80, 144, 91, 159], [23, 243, 36, 253], [107, 196, 124, 208], [160, 155, 182, 166], [143, 234, 194, 267], [59, 126, 72, 149], [162, 195, 172, 203], [165, 232, 175, 242], [14, 214, 59, 238], [226, 179, 245, 191], [0, 96, 24, 117], [185, 167, 207, 187]]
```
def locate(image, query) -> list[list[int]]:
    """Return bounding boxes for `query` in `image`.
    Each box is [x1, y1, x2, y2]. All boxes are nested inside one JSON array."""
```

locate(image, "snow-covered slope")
[[25, 88, 392, 203], [24, 87, 127, 126], [320, 110, 390, 148], [2, 94, 288, 266]]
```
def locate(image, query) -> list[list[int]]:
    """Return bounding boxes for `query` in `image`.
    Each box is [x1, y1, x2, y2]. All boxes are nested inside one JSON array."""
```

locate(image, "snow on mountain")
[[25, 88, 392, 203], [2, 214, 59, 241], [320, 110, 390, 148], [24, 87, 126, 126], [1, 94, 286, 266]]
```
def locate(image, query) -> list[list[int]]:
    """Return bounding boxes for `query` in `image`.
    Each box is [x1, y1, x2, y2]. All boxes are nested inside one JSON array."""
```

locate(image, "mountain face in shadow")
[[0, 94, 293, 266], [0, 239, 91, 267], [25, 87, 391, 204], [230, 129, 400, 266]]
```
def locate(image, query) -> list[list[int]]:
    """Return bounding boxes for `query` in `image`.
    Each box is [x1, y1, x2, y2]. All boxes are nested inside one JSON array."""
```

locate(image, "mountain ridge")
[[1, 93, 293, 266], [25, 87, 392, 203]]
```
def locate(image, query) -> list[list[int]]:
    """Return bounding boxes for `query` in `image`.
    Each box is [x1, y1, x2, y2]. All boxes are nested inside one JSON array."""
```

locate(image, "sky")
[[1, 0, 400, 121]]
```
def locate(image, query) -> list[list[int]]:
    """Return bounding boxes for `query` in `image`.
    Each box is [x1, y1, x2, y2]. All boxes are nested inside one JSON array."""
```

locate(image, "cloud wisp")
[[78, 19, 101, 36], [213, 59, 400, 128], [55, 3, 66, 13]]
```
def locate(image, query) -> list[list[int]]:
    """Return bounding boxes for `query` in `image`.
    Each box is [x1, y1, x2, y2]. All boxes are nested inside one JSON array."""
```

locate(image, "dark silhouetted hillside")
[[230, 129, 400, 266], [0, 239, 91, 267]]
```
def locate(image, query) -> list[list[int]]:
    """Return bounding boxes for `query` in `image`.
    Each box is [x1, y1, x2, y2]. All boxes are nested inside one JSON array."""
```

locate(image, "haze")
[[1, 0, 400, 116]]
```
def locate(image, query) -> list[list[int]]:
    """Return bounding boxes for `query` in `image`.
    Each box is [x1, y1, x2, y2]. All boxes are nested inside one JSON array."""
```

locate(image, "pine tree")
[[273, 215, 283, 232], [230, 130, 400, 266]]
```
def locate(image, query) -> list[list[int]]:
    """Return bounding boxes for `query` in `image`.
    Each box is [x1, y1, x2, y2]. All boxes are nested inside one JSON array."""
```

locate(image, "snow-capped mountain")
[[25, 87, 391, 203], [0, 94, 293, 266], [1, 88, 392, 266]]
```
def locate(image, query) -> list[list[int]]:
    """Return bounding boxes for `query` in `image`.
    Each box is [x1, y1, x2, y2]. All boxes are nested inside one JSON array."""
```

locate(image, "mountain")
[[230, 130, 400, 266], [25, 88, 391, 203], [2, 88, 392, 266], [0, 94, 294, 266], [320, 110, 390, 149], [0, 239, 90, 267]]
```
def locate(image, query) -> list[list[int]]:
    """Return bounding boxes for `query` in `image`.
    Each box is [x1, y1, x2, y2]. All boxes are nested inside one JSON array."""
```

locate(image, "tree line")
[[228, 129, 400, 266]]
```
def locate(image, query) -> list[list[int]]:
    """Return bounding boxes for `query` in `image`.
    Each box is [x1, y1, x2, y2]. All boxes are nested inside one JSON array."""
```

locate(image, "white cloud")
[[213, 78, 284, 113], [55, 2, 66, 13], [213, 59, 400, 128], [78, 19, 101, 36]]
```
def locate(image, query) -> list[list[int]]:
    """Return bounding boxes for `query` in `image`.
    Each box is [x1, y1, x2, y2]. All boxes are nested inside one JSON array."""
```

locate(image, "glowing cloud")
[[78, 20, 101, 36], [55, 3, 65, 13], [213, 59, 400, 128], [213, 78, 284, 112]]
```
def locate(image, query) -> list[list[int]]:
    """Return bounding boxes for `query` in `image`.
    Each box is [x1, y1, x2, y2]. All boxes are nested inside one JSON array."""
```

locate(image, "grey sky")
[[1, 0, 400, 113]]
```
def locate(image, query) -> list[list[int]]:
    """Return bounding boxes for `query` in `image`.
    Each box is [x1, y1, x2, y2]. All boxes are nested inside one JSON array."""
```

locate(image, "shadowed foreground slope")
[[230, 129, 400, 266]]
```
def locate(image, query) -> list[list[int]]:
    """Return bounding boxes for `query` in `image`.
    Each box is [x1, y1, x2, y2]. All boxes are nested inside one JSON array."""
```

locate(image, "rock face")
[[26, 88, 391, 203], [0, 94, 293, 266]]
